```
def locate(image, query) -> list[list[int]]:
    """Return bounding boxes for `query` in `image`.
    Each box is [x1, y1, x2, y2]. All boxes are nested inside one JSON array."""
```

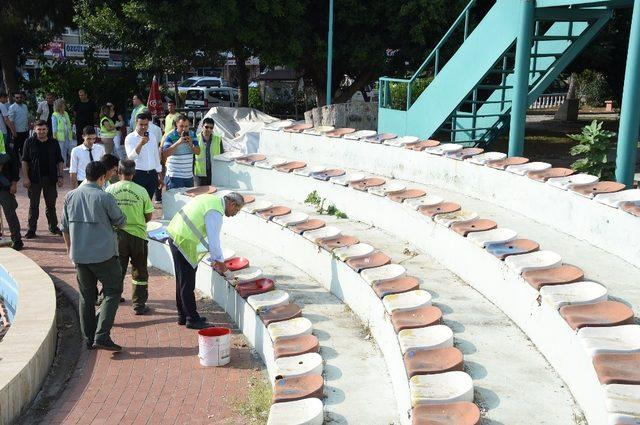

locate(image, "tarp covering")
[[197, 107, 280, 153]]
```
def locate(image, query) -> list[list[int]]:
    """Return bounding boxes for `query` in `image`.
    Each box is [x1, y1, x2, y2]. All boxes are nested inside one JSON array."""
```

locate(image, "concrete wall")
[[0, 249, 57, 425], [304, 102, 378, 130]]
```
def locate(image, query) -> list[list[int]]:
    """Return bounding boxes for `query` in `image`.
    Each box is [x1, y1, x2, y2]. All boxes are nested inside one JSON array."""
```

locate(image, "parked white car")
[[185, 87, 239, 109], [177, 76, 229, 97]]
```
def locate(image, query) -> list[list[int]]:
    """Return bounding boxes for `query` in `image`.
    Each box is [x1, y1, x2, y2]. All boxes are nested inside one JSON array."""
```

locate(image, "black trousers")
[[133, 169, 158, 200], [194, 173, 211, 187], [168, 239, 201, 322], [27, 176, 58, 232], [13, 132, 28, 160], [0, 190, 22, 242]]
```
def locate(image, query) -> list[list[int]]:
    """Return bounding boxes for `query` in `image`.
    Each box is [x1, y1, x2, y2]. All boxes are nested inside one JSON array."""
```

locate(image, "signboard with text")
[[44, 41, 65, 58], [65, 44, 110, 59]]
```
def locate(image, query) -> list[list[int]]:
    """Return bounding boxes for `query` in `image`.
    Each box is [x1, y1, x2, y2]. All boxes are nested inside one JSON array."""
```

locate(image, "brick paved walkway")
[[12, 180, 264, 424]]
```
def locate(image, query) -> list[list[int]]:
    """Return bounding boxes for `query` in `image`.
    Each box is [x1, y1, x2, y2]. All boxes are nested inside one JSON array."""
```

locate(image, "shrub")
[[248, 86, 263, 109], [568, 120, 616, 179], [388, 77, 433, 110], [576, 70, 611, 107]]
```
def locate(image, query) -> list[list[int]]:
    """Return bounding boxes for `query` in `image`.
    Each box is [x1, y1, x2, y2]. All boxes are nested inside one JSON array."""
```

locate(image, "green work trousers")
[[117, 229, 149, 310]]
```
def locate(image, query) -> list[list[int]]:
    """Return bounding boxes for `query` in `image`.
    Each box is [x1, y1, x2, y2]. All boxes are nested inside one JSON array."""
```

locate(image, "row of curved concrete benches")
[[146, 219, 325, 425], [215, 151, 640, 424]]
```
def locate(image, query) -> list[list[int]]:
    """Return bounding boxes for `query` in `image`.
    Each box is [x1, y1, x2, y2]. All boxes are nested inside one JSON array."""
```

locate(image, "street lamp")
[[326, 0, 334, 106]]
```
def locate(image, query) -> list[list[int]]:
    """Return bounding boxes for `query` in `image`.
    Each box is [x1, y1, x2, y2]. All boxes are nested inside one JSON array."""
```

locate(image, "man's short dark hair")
[[85, 161, 107, 182], [100, 153, 119, 170], [167, 99, 176, 105], [136, 112, 151, 122], [134, 93, 144, 101], [83, 125, 96, 136], [202, 117, 214, 126], [34, 119, 48, 127], [118, 159, 136, 177], [175, 114, 189, 123]]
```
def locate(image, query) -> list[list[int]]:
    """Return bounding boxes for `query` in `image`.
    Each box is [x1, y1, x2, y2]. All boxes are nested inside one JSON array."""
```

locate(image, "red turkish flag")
[[147, 75, 164, 117]]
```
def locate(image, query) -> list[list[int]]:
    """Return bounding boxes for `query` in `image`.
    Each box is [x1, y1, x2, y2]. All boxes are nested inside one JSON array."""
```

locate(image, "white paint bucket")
[[197, 327, 231, 367]]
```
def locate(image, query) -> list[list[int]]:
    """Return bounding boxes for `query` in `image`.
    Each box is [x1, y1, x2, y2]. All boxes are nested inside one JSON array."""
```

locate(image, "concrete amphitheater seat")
[[303, 226, 341, 243], [302, 125, 334, 135], [504, 250, 562, 274], [411, 402, 480, 425], [392, 305, 443, 332], [273, 334, 320, 359], [620, 201, 640, 217], [350, 177, 386, 191], [560, 301, 635, 330], [434, 210, 479, 227], [346, 252, 392, 272], [289, 219, 326, 234], [311, 168, 345, 181], [343, 129, 377, 140], [505, 161, 551, 176], [256, 157, 290, 169], [235, 153, 267, 166], [539, 281, 607, 309], [604, 384, 640, 423], [227, 266, 263, 285], [547, 173, 599, 190], [326, 127, 356, 138], [383, 290, 432, 314], [361, 263, 407, 284], [259, 303, 303, 326], [257, 206, 293, 220], [486, 156, 529, 170], [522, 264, 585, 290], [318, 235, 359, 250], [384, 135, 419, 147], [466, 151, 506, 165], [466, 228, 517, 247], [236, 278, 276, 298], [284, 123, 313, 133], [274, 161, 308, 173], [595, 189, 640, 207], [388, 189, 427, 203], [446, 147, 484, 160], [273, 374, 324, 403], [273, 212, 309, 227], [578, 325, 640, 356], [593, 353, 640, 385], [248, 289, 290, 311], [333, 242, 375, 261], [404, 346, 463, 378], [398, 325, 454, 354], [266, 397, 324, 425], [224, 256, 249, 271], [243, 199, 273, 213], [372, 276, 421, 298], [185, 185, 217, 196], [404, 139, 440, 151], [368, 181, 406, 196], [571, 181, 626, 198], [418, 202, 461, 218], [365, 133, 397, 144], [424, 143, 463, 156], [268, 317, 313, 342], [485, 239, 539, 260], [527, 167, 575, 182], [405, 195, 445, 210], [451, 218, 497, 236], [329, 172, 367, 186], [409, 371, 474, 406], [293, 165, 329, 177], [274, 352, 324, 379]]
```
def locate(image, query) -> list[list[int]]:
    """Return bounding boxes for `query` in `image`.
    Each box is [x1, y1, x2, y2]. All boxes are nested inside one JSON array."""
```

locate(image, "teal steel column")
[[616, 0, 640, 186], [508, 0, 535, 157], [326, 0, 334, 106]]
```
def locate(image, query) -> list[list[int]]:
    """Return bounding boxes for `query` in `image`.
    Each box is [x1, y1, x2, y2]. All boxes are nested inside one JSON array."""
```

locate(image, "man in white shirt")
[[36, 93, 56, 135], [124, 111, 163, 199], [69, 126, 105, 188]]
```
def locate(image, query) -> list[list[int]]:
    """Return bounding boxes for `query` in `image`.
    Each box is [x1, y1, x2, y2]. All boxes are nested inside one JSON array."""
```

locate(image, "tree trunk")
[[0, 47, 18, 96], [234, 49, 249, 107], [333, 68, 376, 104]]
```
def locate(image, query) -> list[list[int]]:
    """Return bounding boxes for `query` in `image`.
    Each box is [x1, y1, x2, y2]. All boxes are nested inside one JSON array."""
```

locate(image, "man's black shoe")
[[134, 306, 150, 315], [24, 230, 36, 239], [92, 338, 122, 352], [12, 240, 24, 251], [178, 316, 206, 326], [50, 227, 63, 236], [86, 340, 94, 350], [186, 320, 211, 330]]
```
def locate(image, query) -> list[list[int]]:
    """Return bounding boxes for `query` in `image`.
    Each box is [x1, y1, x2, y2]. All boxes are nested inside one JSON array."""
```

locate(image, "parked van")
[[185, 87, 239, 108]]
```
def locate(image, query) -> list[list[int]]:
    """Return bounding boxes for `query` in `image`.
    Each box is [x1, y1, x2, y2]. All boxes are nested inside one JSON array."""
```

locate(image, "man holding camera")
[[161, 114, 200, 189], [124, 112, 163, 200]]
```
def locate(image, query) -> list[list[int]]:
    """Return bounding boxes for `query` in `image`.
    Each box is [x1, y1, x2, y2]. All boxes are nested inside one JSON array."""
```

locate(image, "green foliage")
[[233, 376, 271, 424], [388, 77, 433, 110], [248, 87, 263, 109], [305, 190, 322, 205], [576, 70, 611, 107], [305, 191, 348, 218], [568, 120, 616, 179]]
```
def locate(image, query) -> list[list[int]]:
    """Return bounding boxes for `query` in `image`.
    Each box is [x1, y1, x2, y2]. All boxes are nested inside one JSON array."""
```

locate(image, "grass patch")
[[304, 190, 348, 219], [233, 376, 272, 424]]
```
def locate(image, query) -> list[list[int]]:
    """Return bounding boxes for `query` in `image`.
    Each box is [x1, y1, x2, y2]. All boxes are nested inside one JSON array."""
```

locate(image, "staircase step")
[[452, 113, 507, 119], [443, 127, 498, 133], [531, 53, 563, 58], [476, 84, 513, 90], [462, 100, 512, 105], [534, 35, 579, 41]]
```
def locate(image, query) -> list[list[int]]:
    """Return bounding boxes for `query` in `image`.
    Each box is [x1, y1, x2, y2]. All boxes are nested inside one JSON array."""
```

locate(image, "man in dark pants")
[[61, 161, 126, 351], [124, 112, 163, 200], [0, 152, 23, 250], [72, 89, 97, 146], [21, 120, 64, 239], [193, 118, 223, 186]]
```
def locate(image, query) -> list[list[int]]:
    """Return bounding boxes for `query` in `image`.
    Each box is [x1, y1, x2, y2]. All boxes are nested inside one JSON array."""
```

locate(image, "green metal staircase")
[[377, 0, 627, 147]]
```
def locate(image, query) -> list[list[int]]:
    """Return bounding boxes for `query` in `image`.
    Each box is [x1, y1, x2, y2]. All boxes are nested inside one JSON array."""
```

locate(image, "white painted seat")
[[146, 221, 164, 231], [595, 189, 640, 208], [344, 129, 377, 140], [383, 290, 432, 313], [255, 157, 289, 169], [405, 195, 444, 210], [504, 250, 562, 274], [398, 325, 454, 354], [303, 226, 342, 242], [467, 228, 517, 247], [368, 182, 406, 196], [434, 210, 479, 227], [268, 317, 313, 341], [267, 397, 324, 425], [409, 372, 474, 407], [273, 352, 323, 380], [506, 161, 551, 175], [604, 384, 640, 419], [424, 143, 462, 156], [243, 200, 273, 213], [213, 151, 244, 162], [334, 243, 375, 261], [247, 290, 290, 311], [361, 264, 407, 284], [263, 120, 293, 131], [466, 151, 506, 165], [384, 135, 419, 147], [227, 266, 263, 285], [330, 172, 367, 186], [303, 125, 334, 135], [547, 173, 599, 190], [293, 165, 329, 177], [539, 281, 608, 309], [578, 325, 640, 356], [273, 212, 309, 227]]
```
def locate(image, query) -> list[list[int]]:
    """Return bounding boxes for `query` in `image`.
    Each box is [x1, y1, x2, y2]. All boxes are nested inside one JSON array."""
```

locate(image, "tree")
[[0, 0, 74, 95]]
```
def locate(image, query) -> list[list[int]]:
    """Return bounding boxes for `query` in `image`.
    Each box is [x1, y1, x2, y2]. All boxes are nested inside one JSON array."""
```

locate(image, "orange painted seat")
[[527, 167, 575, 182], [284, 123, 313, 133], [319, 235, 359, 251], [225, 257, 249, 271], [185, 185, 217, 197], [326, 127, 356, 137], [273, 374, 324, 403], [388, 189, 427, 203], [593, 353, 640, 385], [275, 161, 307, 173], [448, 148, 484, 160], [451, 219, 497, 236], [392, 305, 443, 332], [235, 278, 275, 298], [405, 140, 440, 151], [621, 201, 640, 217], [571, 181, 626, 197], [411, 402, 481, 425], [257, 206, 292, 220], [274, 334, 320, 359], [373, 276, 420, 298], [522, 264, 584, 290], [485, 239, 540, 260], [404, 347, 464, 378], [242, 194, 255, 204], [418, 202, 461, 218], [487, 156, 529, 170], [350, 177, 386, 191], [259, 304, 303, 326], [346, 252, 391, 272], [560, 301, 635, 330], [235, 153, 266, 165], [289, 219, 326, 234]]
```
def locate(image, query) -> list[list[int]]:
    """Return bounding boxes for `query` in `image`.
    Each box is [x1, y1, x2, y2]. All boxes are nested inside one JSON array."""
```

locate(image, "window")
[[196, 79, 221, 87], [186, 90, 204, 101], [179, 78, 198, 88], [210, 90, 230, 102]]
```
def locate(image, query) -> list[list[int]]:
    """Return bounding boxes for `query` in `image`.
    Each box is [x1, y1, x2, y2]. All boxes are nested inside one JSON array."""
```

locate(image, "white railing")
[[530, 92, 568, 109]]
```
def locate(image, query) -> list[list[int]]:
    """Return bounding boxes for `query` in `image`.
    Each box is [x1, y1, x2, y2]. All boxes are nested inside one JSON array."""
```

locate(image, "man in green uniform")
[[106, 159, 154, 315]]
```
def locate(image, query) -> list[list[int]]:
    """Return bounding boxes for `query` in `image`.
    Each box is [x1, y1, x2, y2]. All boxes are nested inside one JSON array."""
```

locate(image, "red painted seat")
[[448, 147, 484, 160], [451, 219, 497, 236], [242, 194, 255, 204], [392, 305, 443, 332], [275, 161, 307, 173], [621, 201, 640, 217], [522, 264, 584, 290], [185, 186, 217, 197], [388, 189, 427, 203], [571, 181, 626, 197], [593, 353, 640, 385], [487, 156, 529, 170], [326, 127, 356, 137], [259, 303, 302, 326], [319, 235, 359, 251], [373, 276, 420, 298], [274, 334, 320, 359], [225, 257, 249, 271], [311, 169, 346, 181], [418, 202, 461, 218], [284, 123, 313, 133], [404, 347, 464, 378], [235, 153, 266, 165], [527, 167, 575, 182], [485, 239, 539, 260], [257, 206, 292, 220], [346, 252, 391, 272], [272, 374, 324, 403], [289, 219, 326, 234], [235, 278, 276, 298], [405, 139, 440, 151], [350, 177, 386, 191], [559, 301, 635, 330], [411, 402, 481, 425]]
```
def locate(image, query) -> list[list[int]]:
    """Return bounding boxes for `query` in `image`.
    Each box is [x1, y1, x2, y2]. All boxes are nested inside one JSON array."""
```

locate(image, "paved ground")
[[11, 180, 265, 424]]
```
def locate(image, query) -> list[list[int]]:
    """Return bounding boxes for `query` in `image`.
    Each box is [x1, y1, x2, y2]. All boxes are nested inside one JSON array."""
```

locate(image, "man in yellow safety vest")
[[193, 117, 222, 186]]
